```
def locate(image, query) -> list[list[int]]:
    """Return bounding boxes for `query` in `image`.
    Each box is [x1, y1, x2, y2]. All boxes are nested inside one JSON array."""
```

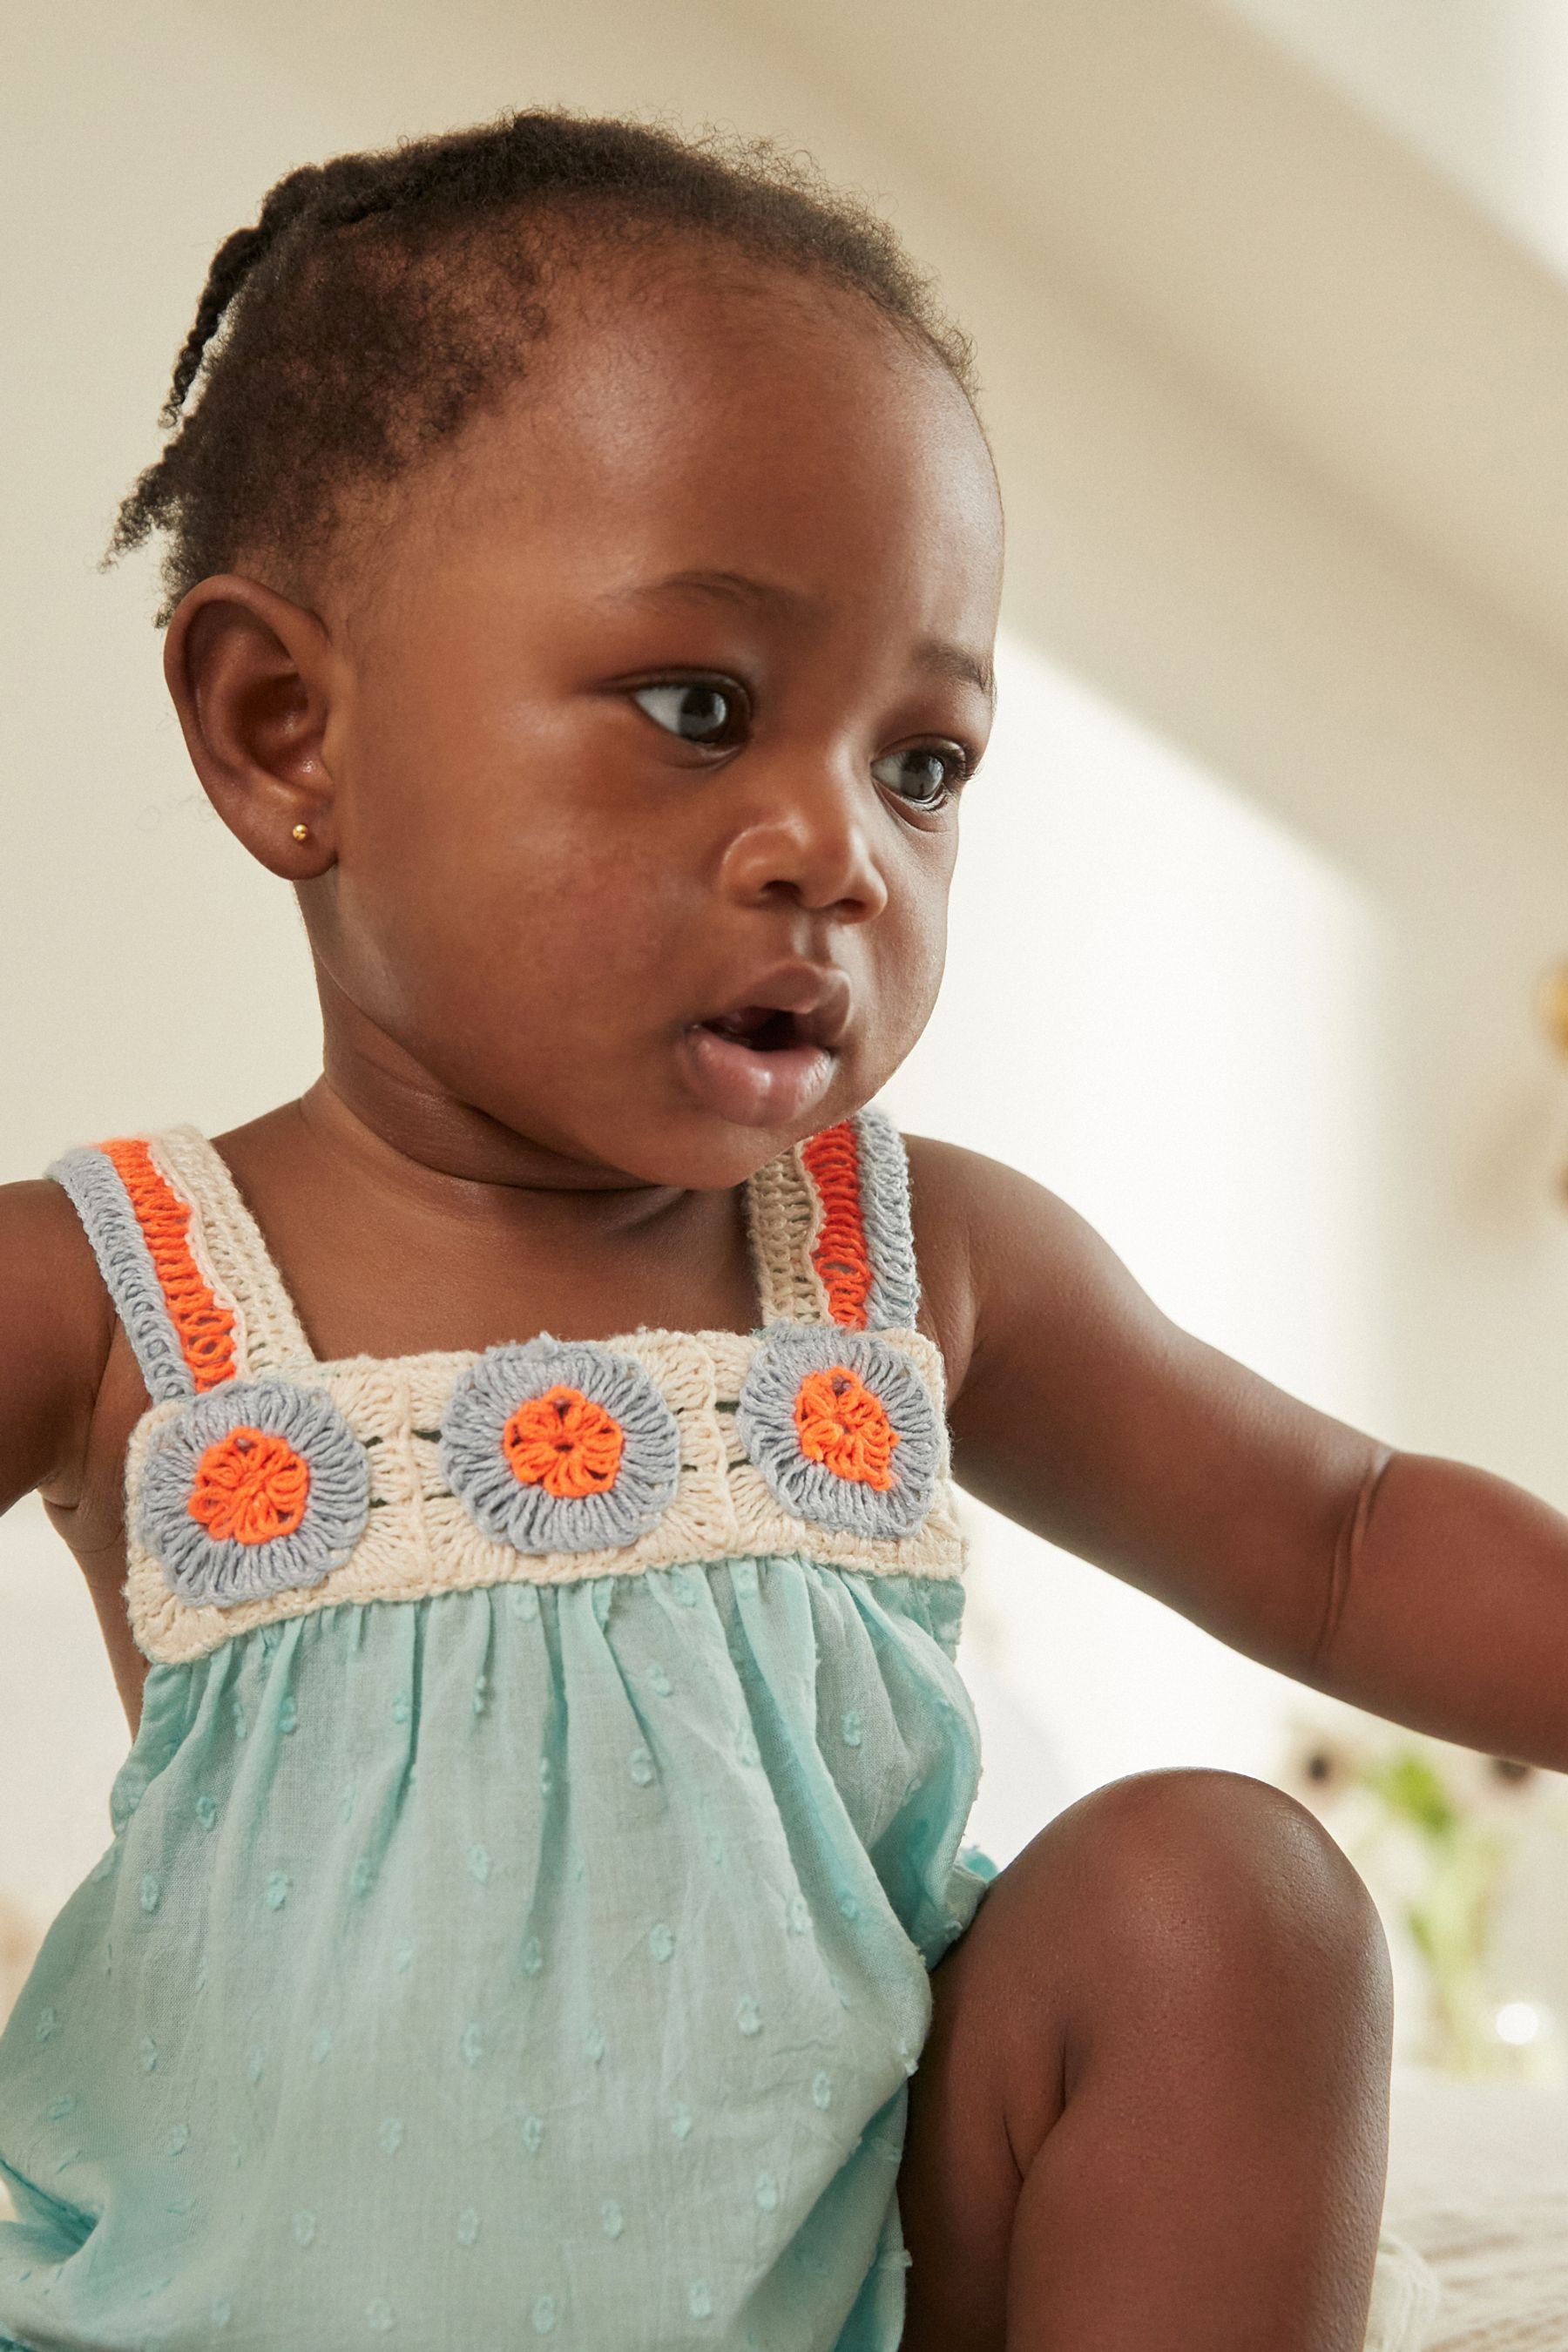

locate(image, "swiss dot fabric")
[[0, 1565, 990, 2349]]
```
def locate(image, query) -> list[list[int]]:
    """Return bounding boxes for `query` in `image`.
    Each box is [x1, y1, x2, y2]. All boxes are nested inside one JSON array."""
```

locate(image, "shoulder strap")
[[46, 1133, 246, 1403], [746, 1103, 920, 1331], [150, 1126, 313, 1375]]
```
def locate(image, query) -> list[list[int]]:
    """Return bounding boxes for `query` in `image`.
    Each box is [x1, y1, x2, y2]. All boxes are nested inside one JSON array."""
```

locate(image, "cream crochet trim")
[[63, 1119, 963, 1663], [125, 1325, 965, 1664], [151, 1125, 314, 1375], [745, 1141, 834, 1324]]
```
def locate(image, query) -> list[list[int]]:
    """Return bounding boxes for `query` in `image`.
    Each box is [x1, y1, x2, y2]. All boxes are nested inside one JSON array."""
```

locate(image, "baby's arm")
[[0, 1179, 116, 1523], [914, 1136, 1568, 1770]]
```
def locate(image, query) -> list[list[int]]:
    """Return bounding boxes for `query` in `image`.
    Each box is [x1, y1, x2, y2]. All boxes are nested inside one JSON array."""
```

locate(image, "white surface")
[[1386, 2069, 1568, 2349]]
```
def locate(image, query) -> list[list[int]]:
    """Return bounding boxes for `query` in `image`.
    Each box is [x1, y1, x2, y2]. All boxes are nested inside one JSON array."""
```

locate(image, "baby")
[[0, 105, 1553, 2352]]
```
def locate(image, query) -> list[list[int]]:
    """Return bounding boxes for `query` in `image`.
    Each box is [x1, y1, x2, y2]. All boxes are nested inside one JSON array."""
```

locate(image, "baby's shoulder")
[[901, 1132, 1158, 1413], [902, 1132, 1075, 1403], [0, 1175, 118, 1511]]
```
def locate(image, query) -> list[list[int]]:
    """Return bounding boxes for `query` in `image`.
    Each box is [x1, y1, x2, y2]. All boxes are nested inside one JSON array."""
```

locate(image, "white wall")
[[1217, 0, 1568, 284]]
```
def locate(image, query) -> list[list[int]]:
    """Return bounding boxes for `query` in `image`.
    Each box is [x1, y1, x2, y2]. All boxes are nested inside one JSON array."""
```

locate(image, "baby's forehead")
[[321, 249, 927, 594], [469, 246, 972, 465], [378, 260, 992, 562], [345, 287, 1006, 663]]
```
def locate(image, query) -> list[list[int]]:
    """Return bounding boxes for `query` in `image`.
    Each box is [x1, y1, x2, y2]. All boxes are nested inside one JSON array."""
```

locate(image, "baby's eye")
[[870, 746, 968, 811], [631, 681, 746, 746]]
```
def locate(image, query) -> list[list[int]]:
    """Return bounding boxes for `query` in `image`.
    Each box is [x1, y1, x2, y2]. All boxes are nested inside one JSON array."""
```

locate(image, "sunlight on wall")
[[1218, 0, 1568, 287], [885, 632, 1389, 1863]]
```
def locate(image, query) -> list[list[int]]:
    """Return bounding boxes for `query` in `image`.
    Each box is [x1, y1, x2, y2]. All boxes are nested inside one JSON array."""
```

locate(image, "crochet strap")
[[47, 1137, 245, 1404], [149, 1127, 314, 1376], [47, 1128, 315, 1400], [745, 1104, 921, 1332]]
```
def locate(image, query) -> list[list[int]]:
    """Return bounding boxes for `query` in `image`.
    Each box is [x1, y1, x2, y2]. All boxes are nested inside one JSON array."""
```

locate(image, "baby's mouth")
[[700, 1005, 812, 1054], [680, 979, 849, 1129]]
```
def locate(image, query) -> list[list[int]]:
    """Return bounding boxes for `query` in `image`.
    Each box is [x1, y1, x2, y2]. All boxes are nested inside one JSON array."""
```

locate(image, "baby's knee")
[[1028, 1766, 1389, 2017], [924, 1767, 1391, 2176], [1071, 1768, 1391, 2013]]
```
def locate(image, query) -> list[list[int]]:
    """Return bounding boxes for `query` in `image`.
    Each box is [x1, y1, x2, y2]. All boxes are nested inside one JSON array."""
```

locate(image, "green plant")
[[1282, 1715, 1564, 2078]]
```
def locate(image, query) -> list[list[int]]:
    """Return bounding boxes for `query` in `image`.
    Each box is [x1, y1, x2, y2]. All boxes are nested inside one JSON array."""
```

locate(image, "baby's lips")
[[677, 1023, 837, 1129], [695, 961, 853, 1055]]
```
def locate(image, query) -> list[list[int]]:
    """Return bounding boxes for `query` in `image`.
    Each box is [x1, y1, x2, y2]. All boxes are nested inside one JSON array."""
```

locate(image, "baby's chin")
[[424, 1015, 893, 1191], [535, 1056, 878, 1193], [588, 1100, 845, 1195]]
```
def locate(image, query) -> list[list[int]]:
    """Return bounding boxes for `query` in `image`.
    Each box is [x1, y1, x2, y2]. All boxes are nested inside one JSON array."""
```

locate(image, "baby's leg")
[[898, 1767, 1392, 2352]]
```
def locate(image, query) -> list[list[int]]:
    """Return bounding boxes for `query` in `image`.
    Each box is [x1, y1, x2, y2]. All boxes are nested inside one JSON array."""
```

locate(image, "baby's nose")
[[717, 765, 889, 922]]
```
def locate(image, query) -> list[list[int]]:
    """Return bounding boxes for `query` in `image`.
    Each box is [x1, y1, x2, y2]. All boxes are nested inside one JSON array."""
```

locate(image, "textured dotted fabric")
[[0, 1563, 990, 2349]]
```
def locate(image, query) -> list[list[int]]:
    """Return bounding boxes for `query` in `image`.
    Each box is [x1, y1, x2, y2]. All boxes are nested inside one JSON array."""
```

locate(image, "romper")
[[0, 1106, 997, 2350]]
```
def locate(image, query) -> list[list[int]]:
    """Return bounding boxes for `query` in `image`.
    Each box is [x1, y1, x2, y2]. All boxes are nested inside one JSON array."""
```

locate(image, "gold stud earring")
[[291, 822, 310, 842]]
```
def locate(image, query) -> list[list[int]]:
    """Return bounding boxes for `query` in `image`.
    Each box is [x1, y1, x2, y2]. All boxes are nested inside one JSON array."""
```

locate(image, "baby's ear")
[[162, 573, 339, 881]]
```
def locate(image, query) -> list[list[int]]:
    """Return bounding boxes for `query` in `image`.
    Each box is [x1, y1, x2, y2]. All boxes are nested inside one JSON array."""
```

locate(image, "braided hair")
[[105, 109, 977, 626]]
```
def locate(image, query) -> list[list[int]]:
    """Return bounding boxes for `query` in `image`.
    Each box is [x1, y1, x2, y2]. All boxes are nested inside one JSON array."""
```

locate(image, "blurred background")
[[8, 0, 1568, 2077]]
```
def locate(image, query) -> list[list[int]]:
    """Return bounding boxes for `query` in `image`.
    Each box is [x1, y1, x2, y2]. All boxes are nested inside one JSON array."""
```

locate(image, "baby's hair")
[[104, 107, 977, 627]]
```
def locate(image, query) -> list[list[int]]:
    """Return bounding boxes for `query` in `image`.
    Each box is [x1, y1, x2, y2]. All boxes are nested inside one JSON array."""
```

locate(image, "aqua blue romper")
[[0, 1108, 995, 2350]]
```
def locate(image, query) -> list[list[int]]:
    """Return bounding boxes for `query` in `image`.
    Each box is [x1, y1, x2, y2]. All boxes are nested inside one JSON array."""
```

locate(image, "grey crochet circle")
[[439, 1338, 680, 1556], [735, 1325, 940, 1539], [135, 1380, 371, 1607]]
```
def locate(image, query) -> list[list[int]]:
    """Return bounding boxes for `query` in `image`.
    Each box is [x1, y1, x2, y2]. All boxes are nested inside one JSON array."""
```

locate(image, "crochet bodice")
[[46, 1112, 963, 1665]]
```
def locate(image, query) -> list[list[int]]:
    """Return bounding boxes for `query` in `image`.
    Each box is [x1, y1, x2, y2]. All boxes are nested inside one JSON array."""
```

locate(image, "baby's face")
[[312, 253, 1003, 1190]]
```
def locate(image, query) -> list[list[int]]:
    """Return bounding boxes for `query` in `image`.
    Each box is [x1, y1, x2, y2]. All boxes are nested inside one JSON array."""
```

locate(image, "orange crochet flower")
[[187, 1427, 311, 1544], [793, 1366, 900, 1491], [503, 1385, 625, 1499]]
